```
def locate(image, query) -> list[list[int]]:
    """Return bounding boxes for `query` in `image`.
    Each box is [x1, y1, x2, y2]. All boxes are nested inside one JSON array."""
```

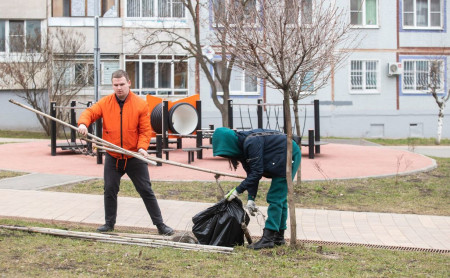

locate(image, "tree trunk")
[[436, 106, 444, 145], [292, 99, 302, 201], [221, 102, 229, 128], [283, 91, 297, 247]]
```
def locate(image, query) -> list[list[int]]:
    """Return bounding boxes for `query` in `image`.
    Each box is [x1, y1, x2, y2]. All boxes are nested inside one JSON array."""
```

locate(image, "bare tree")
[[130, 0, 238, 127], [216, 0, 354, 246], [0, 26, 88, 135]]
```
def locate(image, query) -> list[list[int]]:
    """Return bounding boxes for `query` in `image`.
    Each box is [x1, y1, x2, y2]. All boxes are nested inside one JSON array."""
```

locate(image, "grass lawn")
[[0, 130, 49, 139], [0, 170, 26, 180], [0, 218, 448, 277]]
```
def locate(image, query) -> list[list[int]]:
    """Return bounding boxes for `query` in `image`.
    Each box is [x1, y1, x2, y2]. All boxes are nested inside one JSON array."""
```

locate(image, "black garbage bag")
[[192, 198, 250, 247]]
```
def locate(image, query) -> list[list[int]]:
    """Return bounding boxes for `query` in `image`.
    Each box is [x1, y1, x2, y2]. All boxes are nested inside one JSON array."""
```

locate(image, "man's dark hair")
[[111, 70, 130, 81]]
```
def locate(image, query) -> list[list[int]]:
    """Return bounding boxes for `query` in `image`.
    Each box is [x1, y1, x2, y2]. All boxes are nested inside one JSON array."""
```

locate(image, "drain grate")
[[296, 239, 450, 254]]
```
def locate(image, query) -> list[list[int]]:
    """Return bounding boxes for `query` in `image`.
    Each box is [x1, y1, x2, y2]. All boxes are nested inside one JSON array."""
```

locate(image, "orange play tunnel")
[[146, 95, 200, 137]]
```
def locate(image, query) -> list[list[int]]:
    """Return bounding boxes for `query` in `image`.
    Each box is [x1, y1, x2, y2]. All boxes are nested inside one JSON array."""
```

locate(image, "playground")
[[0, 137, 436, 182], [1, 98, 439, 182]]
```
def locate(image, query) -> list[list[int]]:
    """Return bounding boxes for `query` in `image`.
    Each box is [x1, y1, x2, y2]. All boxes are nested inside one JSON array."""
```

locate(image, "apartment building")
[[0, 0, 449, 139]]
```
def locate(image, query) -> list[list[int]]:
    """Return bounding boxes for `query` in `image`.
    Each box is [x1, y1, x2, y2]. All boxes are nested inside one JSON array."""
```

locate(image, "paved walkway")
[[0, 138, 449, 252], [1, 189, 449, 252]]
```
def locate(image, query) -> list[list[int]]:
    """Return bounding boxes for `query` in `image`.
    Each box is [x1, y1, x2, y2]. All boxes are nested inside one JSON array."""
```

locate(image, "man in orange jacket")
[[78, 70, 174, 235]]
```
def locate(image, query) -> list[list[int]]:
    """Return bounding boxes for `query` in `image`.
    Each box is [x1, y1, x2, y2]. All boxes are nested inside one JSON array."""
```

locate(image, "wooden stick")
[[9, 99, 245, 179], [0, 225, 234, 254], [82, 138, 158, 166], [84, 137, 244, 179], [241, 222, 253, 245]]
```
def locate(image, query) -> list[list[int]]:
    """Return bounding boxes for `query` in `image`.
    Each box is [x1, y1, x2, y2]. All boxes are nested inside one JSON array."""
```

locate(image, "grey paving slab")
[[0, 189, 448, 251], [388, 145, 450, 158], [0, 173, 94, 190]]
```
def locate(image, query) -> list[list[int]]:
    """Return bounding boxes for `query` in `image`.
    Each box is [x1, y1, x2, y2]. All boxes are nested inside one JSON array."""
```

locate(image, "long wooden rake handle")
[[9, 99, 246, 179]]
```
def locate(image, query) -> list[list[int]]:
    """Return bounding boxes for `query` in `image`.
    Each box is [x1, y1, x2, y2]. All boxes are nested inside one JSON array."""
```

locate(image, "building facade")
[[0, 0, 449, 139]]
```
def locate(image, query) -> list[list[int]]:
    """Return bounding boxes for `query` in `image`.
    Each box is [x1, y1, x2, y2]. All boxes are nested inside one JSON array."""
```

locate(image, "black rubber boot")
[[248, 229, 275, 250], [274, 230, 286, 246], [97, 224, 114, 232], [157, 223, 174, 236]]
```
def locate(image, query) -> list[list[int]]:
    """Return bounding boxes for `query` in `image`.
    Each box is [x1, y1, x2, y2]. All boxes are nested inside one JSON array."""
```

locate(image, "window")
[[403, 0, 442, 28], [9, 21, 25, 53], [211, 0, 258, 26], [0, 21, 6, 52], [350, 60, 379, 92], [285, 0, 312, 25], [300, 71, 315, 92], [0, 20, 41, 53], [211, 0, 226, 24], [241, 0, 257, 24], [403, 59, 444, 93], [127, 0, 185, 18], [52, 0, 119, 17], [125, 55, 188, 96], [301, 0, 313, 25], [215, 63, 259, 95], [54, 62, 90, 88], [351, 0, 378, 26], [75, 63, 95, 86], [54, 54, 119, 87], [26, 21, 41, 52]]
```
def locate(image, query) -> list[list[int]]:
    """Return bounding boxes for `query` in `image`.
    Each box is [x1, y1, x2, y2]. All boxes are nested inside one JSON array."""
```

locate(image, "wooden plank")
[[0, 225, 234, 254]]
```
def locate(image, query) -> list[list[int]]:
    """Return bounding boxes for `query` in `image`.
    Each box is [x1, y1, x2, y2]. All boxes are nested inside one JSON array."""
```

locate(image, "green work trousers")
[[264, 141, 301, 232]]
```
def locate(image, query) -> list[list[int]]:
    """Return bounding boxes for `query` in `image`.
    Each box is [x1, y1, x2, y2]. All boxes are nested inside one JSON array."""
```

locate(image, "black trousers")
[[103, 153, 163, 227]]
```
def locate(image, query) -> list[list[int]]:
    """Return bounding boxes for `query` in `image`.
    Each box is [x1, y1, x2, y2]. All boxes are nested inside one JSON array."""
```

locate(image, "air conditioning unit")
[[388, 62, 403, 76]]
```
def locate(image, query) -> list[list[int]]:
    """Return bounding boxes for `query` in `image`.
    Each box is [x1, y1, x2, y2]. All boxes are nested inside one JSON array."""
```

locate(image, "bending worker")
[[77, 70, 173, 236], [212, 127, 301, 250]]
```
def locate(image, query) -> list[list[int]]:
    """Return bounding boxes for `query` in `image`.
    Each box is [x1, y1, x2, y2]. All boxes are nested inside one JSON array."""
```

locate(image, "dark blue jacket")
[[212, 127, 288, 200], [236, 129, 287, 199]]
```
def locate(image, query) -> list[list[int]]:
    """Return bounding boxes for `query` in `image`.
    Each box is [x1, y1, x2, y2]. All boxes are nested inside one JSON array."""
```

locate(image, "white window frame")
[[126, 0, 185, 19], [402, 59, 445, 94], [349, 60, 380, 94], [0, 20, 42, 54], [54, 54, 120, 87], [402, 0, 443, 29], [350, 0, 379, 28], [214, 62, 260, 96], [125, 54, 189, 96]]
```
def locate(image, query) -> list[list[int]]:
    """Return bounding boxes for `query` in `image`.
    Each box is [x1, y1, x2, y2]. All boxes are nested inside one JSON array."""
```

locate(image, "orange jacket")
[[78, 92, 151, 159]]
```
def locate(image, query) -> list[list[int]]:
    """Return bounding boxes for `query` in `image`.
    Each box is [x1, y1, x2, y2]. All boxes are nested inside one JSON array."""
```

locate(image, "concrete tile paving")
[[0, 189, 448, 252]]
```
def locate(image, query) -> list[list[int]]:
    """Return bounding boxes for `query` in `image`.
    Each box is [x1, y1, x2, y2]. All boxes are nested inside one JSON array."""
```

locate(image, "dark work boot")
[[156, 223, 174, 236], [97, 224, 114, 232], [274, 230, 286, 246], [248, 229, 275, 250]]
